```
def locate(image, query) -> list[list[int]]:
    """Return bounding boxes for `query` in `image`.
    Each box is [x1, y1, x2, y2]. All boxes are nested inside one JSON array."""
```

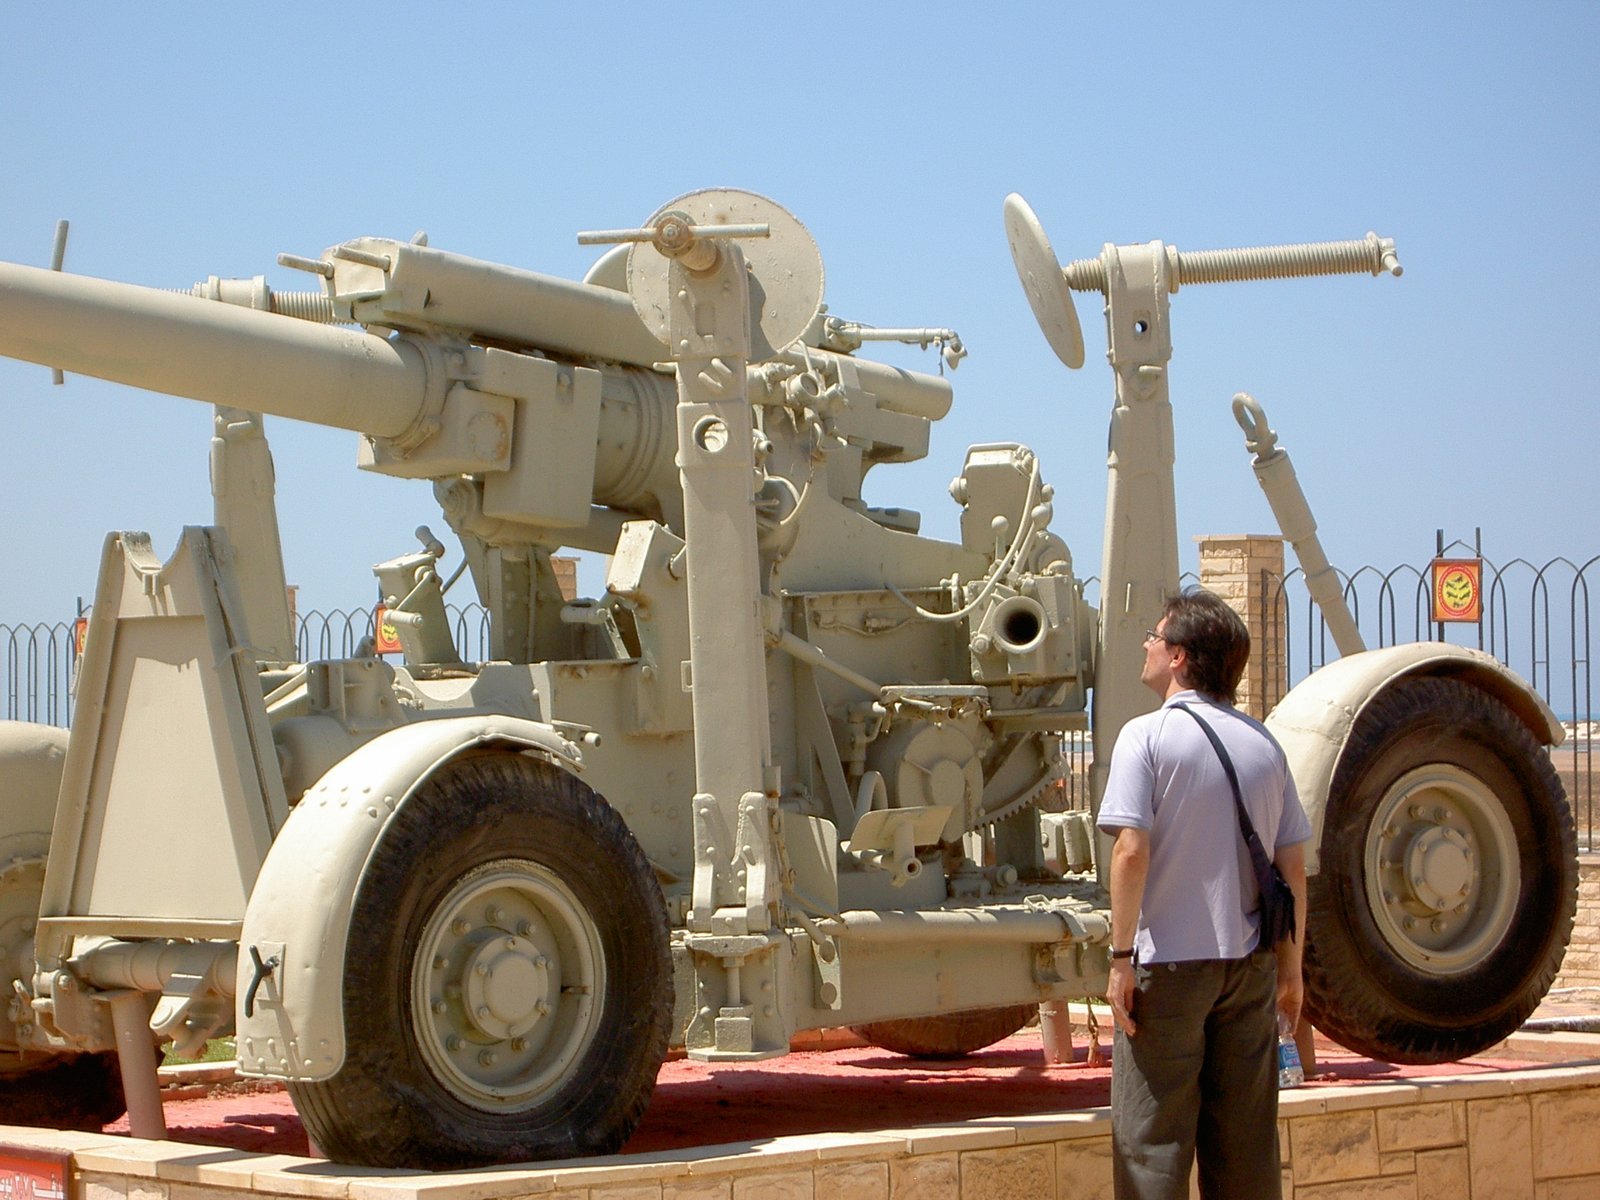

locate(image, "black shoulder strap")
[[1171, 702, 1277, 887]]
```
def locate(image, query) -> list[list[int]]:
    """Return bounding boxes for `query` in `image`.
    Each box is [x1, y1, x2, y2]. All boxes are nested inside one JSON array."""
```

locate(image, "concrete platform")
[[3, 1028, 1599, 1198]]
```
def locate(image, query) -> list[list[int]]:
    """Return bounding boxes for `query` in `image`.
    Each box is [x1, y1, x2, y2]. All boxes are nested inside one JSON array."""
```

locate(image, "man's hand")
[[1272, 842, 1308, 1031], [1107, 959, 1137, 1036], [1276, 964, 1303, 1031]]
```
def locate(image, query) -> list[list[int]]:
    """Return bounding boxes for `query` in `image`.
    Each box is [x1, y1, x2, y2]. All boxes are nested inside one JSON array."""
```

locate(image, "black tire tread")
[[1303, 677, 1576, 1064], [850, 1003, 1037, 1059]]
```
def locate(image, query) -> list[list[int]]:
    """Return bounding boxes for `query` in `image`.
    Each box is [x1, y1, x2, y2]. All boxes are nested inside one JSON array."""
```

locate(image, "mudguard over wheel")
[[288, 754, 672, 1169], [1304, 677, 1576, 1064], [851, 1003, 1036, 1059]]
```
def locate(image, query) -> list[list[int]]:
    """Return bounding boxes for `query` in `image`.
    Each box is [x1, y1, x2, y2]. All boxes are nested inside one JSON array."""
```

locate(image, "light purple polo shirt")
[[1097, 691, 1311, 963]]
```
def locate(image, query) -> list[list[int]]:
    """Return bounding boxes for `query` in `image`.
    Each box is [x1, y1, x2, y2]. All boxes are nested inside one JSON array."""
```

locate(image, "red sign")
[[0, 1145, 72, 1200], [1431, 558, 1483, 623], [372, 605, 402, 655]]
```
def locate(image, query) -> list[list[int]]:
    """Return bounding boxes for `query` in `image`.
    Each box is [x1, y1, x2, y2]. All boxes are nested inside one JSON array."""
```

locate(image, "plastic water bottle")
[[1277, 1014, 1305, 1088]]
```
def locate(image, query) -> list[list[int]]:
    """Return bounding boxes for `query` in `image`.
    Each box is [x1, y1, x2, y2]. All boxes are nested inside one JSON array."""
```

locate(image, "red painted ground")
[[102, 1033, 1551, 1161]]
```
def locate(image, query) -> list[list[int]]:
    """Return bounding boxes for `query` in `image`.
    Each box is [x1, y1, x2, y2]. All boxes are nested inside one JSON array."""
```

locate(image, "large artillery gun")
[[0, 189, 1576, 1169]]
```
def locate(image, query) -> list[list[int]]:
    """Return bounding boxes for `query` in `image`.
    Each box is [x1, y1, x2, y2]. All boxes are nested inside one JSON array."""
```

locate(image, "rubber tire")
[[0, 1051, 125, 1130], [288, 755, 672, 1169], [850, 1004, 1036, 1059], [1304, 677, 1576, 1064]]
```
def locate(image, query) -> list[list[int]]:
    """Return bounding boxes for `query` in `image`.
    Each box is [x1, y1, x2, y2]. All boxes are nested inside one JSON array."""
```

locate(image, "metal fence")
[[1261, 554, 1599, 849], [9, 556, 1598, 844], [0, 620, 78, 727]]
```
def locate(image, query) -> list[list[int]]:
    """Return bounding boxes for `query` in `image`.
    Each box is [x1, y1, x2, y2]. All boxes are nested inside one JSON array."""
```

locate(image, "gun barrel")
[[0, 261, 427, 439]]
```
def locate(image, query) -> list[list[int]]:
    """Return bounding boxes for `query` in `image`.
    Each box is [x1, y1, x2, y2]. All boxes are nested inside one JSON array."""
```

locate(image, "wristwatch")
[[1109, 947, 1135, 960]]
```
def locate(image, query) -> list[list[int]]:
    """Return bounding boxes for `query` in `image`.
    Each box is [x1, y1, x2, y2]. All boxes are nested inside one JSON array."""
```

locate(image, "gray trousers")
[[1111, 949, 1281, 1200]]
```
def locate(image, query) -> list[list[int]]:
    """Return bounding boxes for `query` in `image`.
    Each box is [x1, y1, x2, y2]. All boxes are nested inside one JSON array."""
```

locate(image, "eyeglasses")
[[1145, 628, 1182, 647]]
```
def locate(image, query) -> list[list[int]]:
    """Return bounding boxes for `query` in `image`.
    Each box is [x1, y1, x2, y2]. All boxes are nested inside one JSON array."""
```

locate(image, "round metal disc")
[[581, 244, 630, 292], [626, 188, 824, 362], [1002, 193, 1084, 369]]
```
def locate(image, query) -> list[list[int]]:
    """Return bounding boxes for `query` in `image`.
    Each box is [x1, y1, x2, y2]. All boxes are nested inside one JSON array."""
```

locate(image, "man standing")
[[1098, 588, 1311, 1199]]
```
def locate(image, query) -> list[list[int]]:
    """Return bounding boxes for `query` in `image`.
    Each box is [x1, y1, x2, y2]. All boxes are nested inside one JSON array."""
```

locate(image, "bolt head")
[[446, 1035, 464, 1052], [535, 999, 551, 1017], [432, 955, 447, 970], [479, 1049, 497, 1067], [510, 1037, 527, 1052], [451, 918, 470, 936], [431, 999, 446, 1015]]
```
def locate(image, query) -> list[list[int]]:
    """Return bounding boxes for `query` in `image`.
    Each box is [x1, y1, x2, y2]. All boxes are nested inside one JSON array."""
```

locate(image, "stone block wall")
[[1551, 855, 1600, 991], [9, 1064, 1600, 1200], [1196, 533, 1287, 721]]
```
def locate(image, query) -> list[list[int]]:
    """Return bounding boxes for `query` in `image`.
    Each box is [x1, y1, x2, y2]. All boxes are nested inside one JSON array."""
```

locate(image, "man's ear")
[[1169, 645, 1191, 685]]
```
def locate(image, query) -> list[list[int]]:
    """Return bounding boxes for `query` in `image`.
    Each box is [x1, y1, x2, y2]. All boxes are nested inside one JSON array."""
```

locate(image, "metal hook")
[[1231, 392, 1278, 461]]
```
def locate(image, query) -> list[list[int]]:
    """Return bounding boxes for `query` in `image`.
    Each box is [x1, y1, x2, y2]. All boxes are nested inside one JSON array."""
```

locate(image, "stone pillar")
[[551, 555, 579, 602], [1196, 534, 1286, 720]]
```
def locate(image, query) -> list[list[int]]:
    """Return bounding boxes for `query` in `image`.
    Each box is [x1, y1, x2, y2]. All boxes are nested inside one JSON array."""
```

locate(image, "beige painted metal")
[[38, 529, 287, 972], [106, 990, 164, 1140], [0, 263, 429, 438], [1232, 392, 1365, 657], [210, 408, 295, 664]]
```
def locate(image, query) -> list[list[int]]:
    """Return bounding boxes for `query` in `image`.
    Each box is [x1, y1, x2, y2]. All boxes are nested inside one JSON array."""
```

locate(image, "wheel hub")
[[1403, 825, 1473, 913], [411, 860, 603, 1110], [461, 934, 550, 1039], [1364, 765, 1518, 974]]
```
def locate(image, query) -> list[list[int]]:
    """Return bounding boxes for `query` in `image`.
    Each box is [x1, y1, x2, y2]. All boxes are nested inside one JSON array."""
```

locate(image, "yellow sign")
[[372, 605, 402, 655], [1431, 558, 1483, 623]]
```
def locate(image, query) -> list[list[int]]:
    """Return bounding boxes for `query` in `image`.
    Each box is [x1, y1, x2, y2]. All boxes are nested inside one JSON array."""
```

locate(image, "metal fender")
[[234, 715, 584, 1081], [0, 723, 70, 836], [1265, 643, 1561, 875]]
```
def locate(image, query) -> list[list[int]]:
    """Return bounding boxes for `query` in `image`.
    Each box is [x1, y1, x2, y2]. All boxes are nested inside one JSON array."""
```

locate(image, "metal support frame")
[[1088, 243, 1180, 876]]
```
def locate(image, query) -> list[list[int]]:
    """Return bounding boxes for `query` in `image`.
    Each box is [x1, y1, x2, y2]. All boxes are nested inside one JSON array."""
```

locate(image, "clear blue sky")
[[3, 3, 1596, 622]]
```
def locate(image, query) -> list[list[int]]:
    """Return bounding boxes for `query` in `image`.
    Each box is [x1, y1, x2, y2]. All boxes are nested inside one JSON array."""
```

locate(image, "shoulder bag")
[[1172, 702, 1298, 947]]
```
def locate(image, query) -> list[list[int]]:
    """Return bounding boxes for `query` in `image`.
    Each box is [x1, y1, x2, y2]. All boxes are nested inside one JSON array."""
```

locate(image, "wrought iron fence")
[[0, 620, 77, 727], [9, 557, 1597, 845], [291, 604, 495, 663], [1262, 554, 1600, 850]]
